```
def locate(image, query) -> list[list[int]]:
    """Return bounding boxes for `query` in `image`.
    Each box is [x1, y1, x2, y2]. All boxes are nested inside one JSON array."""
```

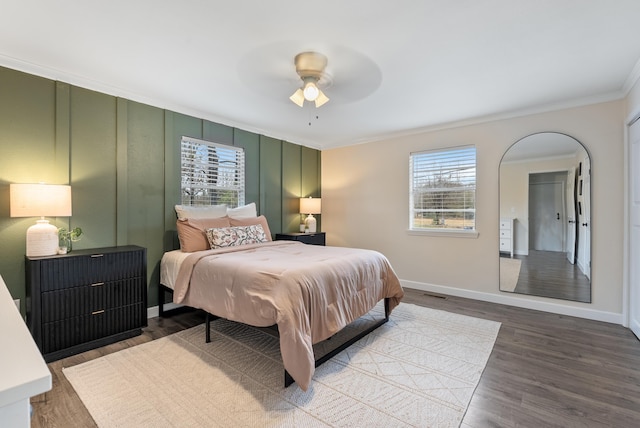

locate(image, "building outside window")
[[181, 136, 245, 207]]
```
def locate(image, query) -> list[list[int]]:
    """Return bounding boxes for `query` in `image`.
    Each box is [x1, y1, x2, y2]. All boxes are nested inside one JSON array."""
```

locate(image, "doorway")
[[529, 172, 566, 252]]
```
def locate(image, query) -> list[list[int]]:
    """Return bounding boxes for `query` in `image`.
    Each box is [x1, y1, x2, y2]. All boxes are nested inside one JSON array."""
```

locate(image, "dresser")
[[26, 245, 147, 362], [499, 218, 514, 258], [275, 232, 326, 246]]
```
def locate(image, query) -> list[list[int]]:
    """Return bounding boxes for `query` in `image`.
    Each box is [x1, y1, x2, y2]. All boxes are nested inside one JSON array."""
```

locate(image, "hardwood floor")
[[507, 250, 591, 303], [31, 291, 640, 427]]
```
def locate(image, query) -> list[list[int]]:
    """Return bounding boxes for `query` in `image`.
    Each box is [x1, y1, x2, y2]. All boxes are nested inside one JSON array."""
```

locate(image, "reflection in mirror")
[[499, 132, 591, 302]]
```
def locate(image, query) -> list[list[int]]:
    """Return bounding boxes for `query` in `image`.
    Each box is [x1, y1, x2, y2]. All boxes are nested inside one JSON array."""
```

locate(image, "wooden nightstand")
[[26, 245, 147, 362], [275, 232, 326, 246]]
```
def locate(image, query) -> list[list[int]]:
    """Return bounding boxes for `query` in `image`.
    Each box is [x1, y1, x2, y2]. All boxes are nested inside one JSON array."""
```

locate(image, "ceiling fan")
[[289, 51, 330, 108]]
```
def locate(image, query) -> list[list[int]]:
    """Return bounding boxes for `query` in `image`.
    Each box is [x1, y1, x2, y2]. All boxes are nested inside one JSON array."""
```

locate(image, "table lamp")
[[10, 183, 72, 257], [299, 197, 321, 233]]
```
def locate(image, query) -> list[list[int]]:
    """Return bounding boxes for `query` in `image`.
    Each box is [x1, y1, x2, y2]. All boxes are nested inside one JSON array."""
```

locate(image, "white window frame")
[[408, 145, 478, 238], [180, 136, 245, 207]]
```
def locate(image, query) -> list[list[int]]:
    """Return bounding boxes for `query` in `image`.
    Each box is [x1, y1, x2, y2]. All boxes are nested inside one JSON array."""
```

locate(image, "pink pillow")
[[228, 215, 272, 241], [176, 216, 231, 252]]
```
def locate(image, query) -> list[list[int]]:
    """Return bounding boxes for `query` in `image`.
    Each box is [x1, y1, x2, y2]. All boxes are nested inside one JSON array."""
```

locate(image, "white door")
[[582, 157, 591, 279], [629, 118, 640, 339], [566, 168, 577, 264], [529, 180, 565, 252]]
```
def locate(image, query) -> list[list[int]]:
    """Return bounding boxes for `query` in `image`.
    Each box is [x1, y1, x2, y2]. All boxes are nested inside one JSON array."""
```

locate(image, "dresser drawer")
[[41, 277, 146, 322], [499, 220, 512, 230], [41, 303, 146, 354], [500, 238, 511, 250], [36, 250, 146, 291]]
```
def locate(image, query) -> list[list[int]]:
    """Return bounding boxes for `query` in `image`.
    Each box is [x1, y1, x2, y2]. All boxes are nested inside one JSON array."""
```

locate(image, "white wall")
[[322, 100, 624, 322]]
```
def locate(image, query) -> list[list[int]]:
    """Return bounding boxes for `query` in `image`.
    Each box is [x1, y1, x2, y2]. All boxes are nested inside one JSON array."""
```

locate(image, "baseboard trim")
[[147, 303, 182, 319], [402, 280, 623, 325], [630, 318, 640, 340]]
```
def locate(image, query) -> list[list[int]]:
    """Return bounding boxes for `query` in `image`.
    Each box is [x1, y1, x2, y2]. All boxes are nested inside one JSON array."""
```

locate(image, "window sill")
[[407, 228, 479, 238]]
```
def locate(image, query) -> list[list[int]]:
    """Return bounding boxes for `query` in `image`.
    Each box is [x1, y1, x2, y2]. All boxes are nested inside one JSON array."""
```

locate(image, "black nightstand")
[[275, 232, 326, 246]]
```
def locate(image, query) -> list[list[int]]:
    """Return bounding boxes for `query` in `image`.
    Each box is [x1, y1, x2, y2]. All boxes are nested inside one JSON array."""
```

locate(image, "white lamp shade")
[[289, 88, 305, 107], [314, 90, 329, 108], [10, 183, 72, 257], [10, 184, 72, 217], [299, 197, 321, 215]]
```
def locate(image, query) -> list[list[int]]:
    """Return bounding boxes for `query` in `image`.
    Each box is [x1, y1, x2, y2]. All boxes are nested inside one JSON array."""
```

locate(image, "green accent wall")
[[0, 66, 321, 312]]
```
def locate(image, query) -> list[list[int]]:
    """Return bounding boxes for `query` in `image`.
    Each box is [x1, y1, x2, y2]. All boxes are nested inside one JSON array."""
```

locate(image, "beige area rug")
[[500, 257, 522, 292], [63, 303, 500, 428]]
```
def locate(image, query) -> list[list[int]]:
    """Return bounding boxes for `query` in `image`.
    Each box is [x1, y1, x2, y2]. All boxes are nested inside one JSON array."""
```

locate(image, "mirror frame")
[[499, 132, 591, 302]]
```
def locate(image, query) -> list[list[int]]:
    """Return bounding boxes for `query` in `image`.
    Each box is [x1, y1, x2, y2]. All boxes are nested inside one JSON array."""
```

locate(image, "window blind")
[[180, 136, 245, 207], [409, 145, 476, 230]]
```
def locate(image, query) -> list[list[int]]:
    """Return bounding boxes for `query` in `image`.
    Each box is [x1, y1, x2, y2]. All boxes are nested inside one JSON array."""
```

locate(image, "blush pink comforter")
[[172, 240, 404, 391]]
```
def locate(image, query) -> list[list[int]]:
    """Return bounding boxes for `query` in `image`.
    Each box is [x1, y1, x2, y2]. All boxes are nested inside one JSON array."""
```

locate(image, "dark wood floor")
[[507, 250, 591, 303], [31, 290, 640, 427]]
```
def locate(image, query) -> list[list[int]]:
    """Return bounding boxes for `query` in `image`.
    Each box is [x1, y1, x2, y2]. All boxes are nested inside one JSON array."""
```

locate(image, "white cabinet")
[[0, 275, 51, 427], [499, 218, 514, 258]]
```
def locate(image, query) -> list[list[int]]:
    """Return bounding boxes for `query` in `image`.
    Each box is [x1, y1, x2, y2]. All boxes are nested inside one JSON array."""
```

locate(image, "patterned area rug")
[[500, 257, 522, 292], [64, 303, 500, 427]]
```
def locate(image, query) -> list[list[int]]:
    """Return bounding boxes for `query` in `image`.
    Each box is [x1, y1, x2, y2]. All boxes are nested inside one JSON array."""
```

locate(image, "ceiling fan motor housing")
[[294, 52, 328, 80]]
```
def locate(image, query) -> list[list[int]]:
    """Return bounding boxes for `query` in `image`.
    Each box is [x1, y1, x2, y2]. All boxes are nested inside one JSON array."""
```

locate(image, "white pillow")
[[175, 204, 227, 220], [227, 202, 257, 219], [206, 224, 267, 249]]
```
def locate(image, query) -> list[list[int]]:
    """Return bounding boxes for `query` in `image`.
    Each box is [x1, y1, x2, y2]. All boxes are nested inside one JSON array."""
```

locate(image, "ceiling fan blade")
[[315, 90, 329, 108], [289, 88, 305, 107]]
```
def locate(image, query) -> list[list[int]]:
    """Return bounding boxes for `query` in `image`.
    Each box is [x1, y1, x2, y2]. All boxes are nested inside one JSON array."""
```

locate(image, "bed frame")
[[159, 282, 391, 388], [157, 283, 174, 318]]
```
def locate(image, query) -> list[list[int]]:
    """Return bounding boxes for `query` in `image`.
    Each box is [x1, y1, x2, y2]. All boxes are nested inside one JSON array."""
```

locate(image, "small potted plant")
[[58, 227, 83, 254]]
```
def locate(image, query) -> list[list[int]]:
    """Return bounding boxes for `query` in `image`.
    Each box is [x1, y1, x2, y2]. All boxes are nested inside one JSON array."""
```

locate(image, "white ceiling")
[[2, 1, 640, 150]]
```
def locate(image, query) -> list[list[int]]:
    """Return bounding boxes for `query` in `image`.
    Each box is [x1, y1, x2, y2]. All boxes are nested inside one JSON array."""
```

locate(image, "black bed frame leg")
[[284, 370, 294, 387], [158, 284, 165, 317], [205, 312, 211, 343]]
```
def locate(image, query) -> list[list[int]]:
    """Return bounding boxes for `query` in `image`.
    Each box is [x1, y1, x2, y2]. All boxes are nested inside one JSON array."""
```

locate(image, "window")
[[409, 145, 476, 231], [181, 136, 245, 207]]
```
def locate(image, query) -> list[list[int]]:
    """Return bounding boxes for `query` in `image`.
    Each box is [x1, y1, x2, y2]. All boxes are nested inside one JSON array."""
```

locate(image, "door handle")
[[557, 213, 560, 220], [582, 223, 588, 227], [568, 220, 575, 224]]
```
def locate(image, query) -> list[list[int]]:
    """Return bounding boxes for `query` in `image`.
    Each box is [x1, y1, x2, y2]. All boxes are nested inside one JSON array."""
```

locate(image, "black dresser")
[[26, 245, 147, 362]]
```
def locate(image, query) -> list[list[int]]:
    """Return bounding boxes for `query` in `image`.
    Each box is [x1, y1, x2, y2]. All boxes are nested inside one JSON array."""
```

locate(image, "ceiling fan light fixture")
[[314, 90, 329, 108], [303, 80, 319, 101], [289, 88, 305, 107], [290, 51, 330, 108]]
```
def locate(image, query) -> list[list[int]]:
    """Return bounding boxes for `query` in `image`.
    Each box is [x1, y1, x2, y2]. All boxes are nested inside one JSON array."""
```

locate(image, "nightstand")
[[26, 245, 147, 362], [275, 232, 326, 246]]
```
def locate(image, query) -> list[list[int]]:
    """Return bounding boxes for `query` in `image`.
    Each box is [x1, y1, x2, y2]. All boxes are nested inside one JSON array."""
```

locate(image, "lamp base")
[[305, 214, 317, 233], [26, 219, 59, 257]]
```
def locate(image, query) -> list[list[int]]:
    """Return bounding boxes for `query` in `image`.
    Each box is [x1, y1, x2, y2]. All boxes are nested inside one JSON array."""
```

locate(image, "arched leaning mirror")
[[499, 132, 591, 302]]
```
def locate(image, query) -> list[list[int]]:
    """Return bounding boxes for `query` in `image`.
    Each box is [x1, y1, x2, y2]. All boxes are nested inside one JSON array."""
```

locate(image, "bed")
[[159, 205, 404, 391]]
